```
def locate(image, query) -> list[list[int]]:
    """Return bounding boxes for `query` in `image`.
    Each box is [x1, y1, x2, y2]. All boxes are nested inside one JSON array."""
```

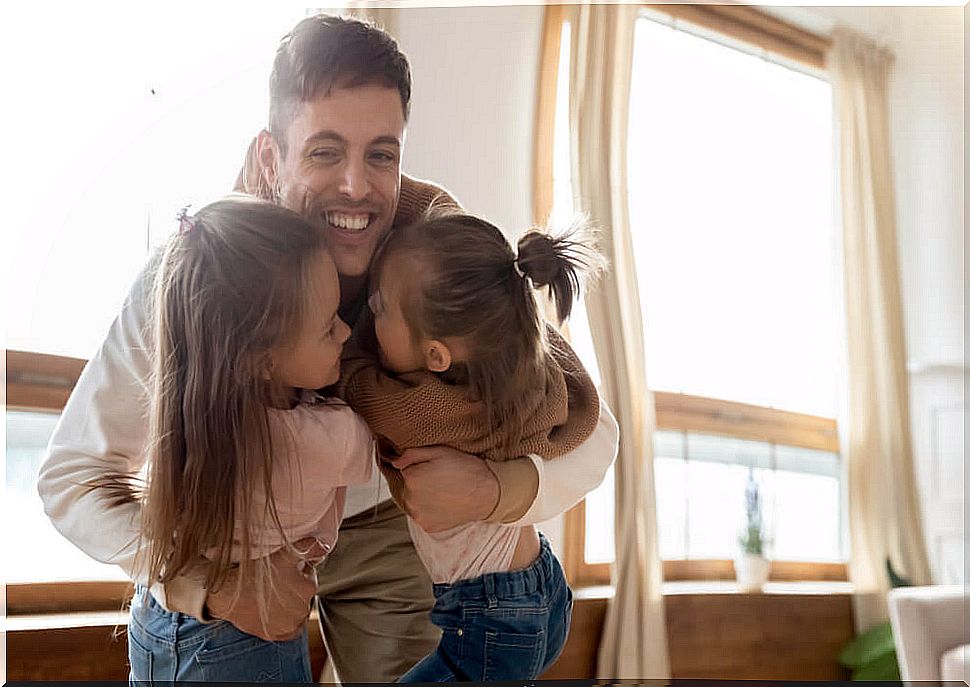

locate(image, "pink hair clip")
[[177, 206, 196, 235]]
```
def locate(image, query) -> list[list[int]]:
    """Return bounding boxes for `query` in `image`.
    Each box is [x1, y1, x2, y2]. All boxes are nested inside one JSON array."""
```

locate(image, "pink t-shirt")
[[228, 397, 374, 562]]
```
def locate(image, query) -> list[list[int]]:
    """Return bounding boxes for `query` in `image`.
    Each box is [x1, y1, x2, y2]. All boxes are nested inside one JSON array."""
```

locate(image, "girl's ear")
[[260, 352, 276, 382], [424, 340, 453, 373]]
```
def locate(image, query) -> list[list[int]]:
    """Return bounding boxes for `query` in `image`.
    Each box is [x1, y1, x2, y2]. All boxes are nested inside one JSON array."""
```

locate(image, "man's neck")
[[339, 273, 369, 323]]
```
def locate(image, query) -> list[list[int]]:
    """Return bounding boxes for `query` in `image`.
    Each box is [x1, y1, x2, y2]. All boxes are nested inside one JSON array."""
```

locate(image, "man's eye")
[[311, 149, 339, 160], [369, 150, 396, 164]]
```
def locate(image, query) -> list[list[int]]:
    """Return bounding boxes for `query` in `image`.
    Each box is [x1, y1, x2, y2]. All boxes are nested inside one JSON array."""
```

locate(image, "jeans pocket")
[[483, 627, 546, 680], [194, 624, 310, 683], [195, 628, 284, 682], [127, 630, 154, 683]]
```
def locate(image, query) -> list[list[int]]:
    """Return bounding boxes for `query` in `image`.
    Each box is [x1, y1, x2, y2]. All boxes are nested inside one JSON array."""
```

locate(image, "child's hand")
[[389, 446, 500, 532], [204, 537, 321, 641]]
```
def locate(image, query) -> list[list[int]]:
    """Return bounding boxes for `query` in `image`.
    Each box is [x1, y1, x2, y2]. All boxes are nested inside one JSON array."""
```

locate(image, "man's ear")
[[255, 129, 281, 194], [424, 340, 453, 373]]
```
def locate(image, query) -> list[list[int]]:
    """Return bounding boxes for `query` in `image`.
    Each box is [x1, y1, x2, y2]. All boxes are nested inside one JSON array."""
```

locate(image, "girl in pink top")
[[96, 196, 372, 683]]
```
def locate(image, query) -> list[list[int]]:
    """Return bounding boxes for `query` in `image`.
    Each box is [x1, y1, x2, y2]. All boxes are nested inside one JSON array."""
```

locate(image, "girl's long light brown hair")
[[143, 196, 326, 603], [372, 211, 604, 447]]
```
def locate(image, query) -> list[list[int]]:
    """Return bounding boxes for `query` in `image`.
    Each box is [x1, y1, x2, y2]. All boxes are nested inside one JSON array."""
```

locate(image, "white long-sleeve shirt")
[[37, 258, 619, 619]]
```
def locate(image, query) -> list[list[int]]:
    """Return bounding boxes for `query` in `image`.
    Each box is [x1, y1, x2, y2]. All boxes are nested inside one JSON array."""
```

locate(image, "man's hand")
[[204, 538, 325, 642], [389, 446, 500, 533]]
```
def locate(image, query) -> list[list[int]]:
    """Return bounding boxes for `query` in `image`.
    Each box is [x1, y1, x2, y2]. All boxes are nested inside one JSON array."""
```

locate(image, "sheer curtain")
[[828, 27, 932, 632], [567, 3, 670, 678]]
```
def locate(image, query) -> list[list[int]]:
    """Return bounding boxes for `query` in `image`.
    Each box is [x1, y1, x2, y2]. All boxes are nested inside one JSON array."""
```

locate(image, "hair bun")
[[515, 232, 560, 287], [514, 220, 606, 324]]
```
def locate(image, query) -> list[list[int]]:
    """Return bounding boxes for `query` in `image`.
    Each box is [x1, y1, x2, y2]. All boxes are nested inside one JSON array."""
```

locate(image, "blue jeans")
[[128, 585, 312, 683], [399, 534, 573, 682]]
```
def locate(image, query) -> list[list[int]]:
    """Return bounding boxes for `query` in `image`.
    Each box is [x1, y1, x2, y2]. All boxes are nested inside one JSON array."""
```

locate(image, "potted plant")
[[734, 468, 771, 591]]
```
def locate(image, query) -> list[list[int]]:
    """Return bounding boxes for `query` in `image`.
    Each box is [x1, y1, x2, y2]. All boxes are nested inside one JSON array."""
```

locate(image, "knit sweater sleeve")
[[394, 174, 461, 228], [486, 334, 615, 524]]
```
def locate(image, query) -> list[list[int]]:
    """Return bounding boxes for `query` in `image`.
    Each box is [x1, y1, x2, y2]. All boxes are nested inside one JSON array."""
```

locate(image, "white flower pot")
[[734, 553, 771, 592]]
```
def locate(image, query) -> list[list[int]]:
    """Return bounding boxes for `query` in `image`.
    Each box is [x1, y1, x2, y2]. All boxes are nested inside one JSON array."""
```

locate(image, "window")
[[4, 7, 308, 360], [538, 6, 847, 584], [4, 7, 311, 605], [6, 409, 130, 584]]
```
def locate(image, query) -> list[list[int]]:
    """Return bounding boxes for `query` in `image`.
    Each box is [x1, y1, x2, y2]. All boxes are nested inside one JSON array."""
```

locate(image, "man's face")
[[272, 85, 405, 279]]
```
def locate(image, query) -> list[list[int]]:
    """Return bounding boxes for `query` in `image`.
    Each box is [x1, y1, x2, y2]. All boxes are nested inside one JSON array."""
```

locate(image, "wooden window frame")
[[533, 6, 845, 587], [533, 4, 831, 228], [5, 349, 133, 615], [564, 393, 848, 587]]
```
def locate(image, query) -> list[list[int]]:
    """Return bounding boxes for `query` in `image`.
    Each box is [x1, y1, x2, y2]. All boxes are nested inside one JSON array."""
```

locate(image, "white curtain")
[[828, 27, 933, 633], [567, 3, 670, 678]]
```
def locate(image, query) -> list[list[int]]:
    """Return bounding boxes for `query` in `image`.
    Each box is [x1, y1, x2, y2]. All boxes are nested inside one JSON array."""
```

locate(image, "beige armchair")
[[888, 585, 967, 683]]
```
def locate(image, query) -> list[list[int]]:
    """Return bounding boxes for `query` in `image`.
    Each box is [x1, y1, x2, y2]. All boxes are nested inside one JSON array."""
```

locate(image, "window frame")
[[564, 392, 848, 587], [533, 5, 847, 587]]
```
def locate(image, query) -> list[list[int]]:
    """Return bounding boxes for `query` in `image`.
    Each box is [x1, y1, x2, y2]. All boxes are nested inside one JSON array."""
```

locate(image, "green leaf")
[[839, 623, 895, 668], [851, 650, 900, 681]]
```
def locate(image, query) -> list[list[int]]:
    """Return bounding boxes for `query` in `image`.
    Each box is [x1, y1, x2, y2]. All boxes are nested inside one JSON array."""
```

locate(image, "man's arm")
[[35, 257, 213, 616], [502, 399, 618, 525], [37, 260, 155, 581], [389, 400, 618, 532]]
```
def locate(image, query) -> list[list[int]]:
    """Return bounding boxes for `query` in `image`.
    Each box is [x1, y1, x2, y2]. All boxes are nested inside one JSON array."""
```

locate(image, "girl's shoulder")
[[281, 392, 369, 433], [269, 394, 374, 482]]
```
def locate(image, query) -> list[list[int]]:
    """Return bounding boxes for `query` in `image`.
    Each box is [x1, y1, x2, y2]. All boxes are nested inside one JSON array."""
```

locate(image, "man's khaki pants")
[[314, 499, 440, 683]]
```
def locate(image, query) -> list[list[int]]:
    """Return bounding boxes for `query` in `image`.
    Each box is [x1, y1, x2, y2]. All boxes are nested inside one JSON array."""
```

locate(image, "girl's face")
[[369, 253, 427, 374], [271, 250, 351, 390]]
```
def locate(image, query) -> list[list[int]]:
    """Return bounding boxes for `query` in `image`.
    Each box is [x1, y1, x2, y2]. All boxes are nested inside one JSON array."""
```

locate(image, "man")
[[38, 14, 618, 683]]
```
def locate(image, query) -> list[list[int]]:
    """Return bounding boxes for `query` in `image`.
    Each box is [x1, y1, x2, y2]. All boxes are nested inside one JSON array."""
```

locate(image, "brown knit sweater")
[[341, 328, 600, 466]]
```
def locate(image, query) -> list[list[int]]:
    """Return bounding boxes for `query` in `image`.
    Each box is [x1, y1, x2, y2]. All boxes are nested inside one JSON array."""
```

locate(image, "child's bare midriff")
[[509, 524, 541, 570]]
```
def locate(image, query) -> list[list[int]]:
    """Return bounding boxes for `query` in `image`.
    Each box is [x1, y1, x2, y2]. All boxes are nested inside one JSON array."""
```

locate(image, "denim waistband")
[[431, 532, 558, 600]]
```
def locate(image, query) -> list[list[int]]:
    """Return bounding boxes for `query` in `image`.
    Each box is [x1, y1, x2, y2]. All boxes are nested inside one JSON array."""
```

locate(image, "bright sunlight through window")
[[559, 13, 844, 566]]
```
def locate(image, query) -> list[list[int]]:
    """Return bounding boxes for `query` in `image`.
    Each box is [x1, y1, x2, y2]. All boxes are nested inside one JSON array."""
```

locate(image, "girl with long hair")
[[118, 196, 372, 682]]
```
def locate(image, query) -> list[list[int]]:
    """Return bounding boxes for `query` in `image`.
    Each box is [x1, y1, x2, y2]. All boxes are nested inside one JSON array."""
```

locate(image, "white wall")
[[394, 5, 544, 235], [392, 5, 965, 577]]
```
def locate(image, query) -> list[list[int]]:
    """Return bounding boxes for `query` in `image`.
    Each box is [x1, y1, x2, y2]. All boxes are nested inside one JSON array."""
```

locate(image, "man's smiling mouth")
[[325, 211, 372, 232]]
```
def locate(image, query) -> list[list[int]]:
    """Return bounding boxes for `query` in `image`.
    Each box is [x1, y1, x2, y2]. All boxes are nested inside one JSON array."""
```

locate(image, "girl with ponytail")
[[339, 209, 605, 682]]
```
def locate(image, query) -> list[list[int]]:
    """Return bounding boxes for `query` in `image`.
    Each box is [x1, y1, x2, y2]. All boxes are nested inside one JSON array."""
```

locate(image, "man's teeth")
[[326, 213, 370, 231]]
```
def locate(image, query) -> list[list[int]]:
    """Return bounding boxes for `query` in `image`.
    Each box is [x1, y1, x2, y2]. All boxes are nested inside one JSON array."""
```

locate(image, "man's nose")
[[337, 158, 371, 201]]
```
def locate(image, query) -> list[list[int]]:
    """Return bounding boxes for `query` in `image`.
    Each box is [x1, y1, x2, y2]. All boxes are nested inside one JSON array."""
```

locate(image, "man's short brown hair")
[[268, 14, 412, 156]]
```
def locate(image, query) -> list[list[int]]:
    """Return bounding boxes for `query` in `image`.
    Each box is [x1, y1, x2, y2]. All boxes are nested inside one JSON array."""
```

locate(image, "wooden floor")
[[8, 586, 854, 681]]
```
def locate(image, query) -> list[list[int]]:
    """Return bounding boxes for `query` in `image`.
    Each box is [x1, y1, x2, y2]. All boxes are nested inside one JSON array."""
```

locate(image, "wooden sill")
[[5, 611, 129, 632], [573, 580, 854, 600], [5, 581, 855, 633]]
